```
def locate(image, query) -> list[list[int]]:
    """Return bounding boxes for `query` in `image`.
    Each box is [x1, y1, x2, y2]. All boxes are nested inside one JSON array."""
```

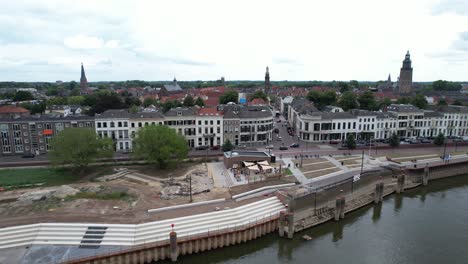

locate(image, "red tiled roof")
[[249, 98, 267, 105], [0, 105, 29, 114], [204, 97, 220, 107], [197, 107, 223, 116]]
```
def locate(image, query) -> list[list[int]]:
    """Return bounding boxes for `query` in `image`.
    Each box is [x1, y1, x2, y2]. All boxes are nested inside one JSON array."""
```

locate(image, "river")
[[166, 175, 468, 264]]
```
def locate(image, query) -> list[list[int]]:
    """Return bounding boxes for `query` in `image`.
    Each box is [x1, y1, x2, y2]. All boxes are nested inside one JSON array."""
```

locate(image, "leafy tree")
[[410, 94, 428, 109], [88, 91, 125, 114], [249, 90, 268, 101], [129, 105, 140, 113], [132, 125, 188, 169], [307, 90, 337, 109], [379, 97, 392, 109], [20, 102, 46, 114], [143, 97, 157, 107], [307, 90, 321, 103], [222, 139, 234, 152], [453, 99, 464, 106], [69, 87, 81, 96], [183, 95, 195, 107], [396, 97, 411, 104], [338, 91, 358, 110], [349, 80, 359, 89], [345, 134, 356, 150], [219, 90, 239, 104], [438, 98, 448, 106], [195, 97, 205, 107], [338, 82, 350, 93], [434, 133, 445, 146], [67, 96, 85, 105], [358, 91, 377, 110], [49, 128, 113, 173], [432, 80, 462, 91], [13, 91, 34, 101], [124, 96, 141, 108], [46, 96, 68, 106], [389, 133, 400, 148], [68, 81, 79, 90]]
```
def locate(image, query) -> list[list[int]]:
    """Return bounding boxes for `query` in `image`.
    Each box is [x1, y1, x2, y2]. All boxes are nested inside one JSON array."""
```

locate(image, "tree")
[[358, 91, 377, 110], [349, 80, 359, 89], [67, 96, 85, 105], [345, 134, 356, 150], [143, 97, 157, 107], [338, 91, 358, 110], [47, 96, 68, 106], [68, 81, 78, 90], [88, 91, 125, 114], [411, 94, 428, 109], [249, 90, 268, 101], [222, 139, 234, 152], [338, 82, 350, 93], [49, 128, 113, 173], [183, 95, 195, 107], [307, 90, 337, 109], [434, 133, 445, 146], [13, 91, 34, 101], [396, 97, 411, 104], [432, 80, 461, 91], [69, 87, 81, 96], [438, 98, 448, 106], [389, 133, 400, 148], [132, 125, 188, 169], [219, 90, 239, 104], [453, 99, 464, 106], [20, 102, 46, 114], [195, 97, 205, 107], [379, 97, 392, 109]]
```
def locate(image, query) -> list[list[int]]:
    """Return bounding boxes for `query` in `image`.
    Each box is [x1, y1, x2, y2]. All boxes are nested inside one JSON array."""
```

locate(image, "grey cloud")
[[432, 0, 468, 16]]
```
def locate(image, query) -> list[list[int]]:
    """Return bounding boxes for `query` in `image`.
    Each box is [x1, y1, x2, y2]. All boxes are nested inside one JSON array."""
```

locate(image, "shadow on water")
[[157, 175, 468, 264]]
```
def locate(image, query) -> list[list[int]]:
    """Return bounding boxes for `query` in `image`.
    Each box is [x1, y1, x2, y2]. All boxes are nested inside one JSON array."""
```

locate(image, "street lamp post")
[[360, 150, 365, 174], [189, 174, 192, 203]]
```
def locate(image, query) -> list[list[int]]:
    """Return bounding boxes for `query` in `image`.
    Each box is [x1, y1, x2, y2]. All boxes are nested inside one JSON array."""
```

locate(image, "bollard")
[[334, 198, 341, 221], [287, 213, 295, 239], [170, 231, 178, 262], [379, 182, 384, 202], [396, 173, 405, 194], [423, 165, 429, 186], [278, 211, 285, 237], [374, 183, 381, 204], [339, 197, 345, 219]]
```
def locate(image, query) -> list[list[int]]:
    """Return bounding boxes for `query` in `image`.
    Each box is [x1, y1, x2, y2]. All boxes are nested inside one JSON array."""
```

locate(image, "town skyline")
[[1, 0, 468, 82]]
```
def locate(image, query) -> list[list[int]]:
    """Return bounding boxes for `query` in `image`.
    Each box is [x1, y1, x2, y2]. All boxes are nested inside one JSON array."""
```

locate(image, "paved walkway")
[[323, 156, 350, 172], [282, 158, 308, 183]]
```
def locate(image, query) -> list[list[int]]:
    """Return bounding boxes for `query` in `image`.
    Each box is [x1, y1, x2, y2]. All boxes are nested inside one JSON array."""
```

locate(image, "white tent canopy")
[[247, 165, 260, 171], [260, 165, 273, 170], [243, 161, 255, 167], [257, 160, 269, 166]]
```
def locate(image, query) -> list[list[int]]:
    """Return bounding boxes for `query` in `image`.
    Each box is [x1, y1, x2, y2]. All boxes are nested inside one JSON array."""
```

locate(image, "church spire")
[[80, 63, 87, 90], [264, 66, 270, 93]]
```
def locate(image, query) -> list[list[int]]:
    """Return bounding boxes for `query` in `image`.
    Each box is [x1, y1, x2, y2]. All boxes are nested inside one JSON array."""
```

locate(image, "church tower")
[[264, 66, 271, 93], [80, 63, 88, 90], [398, 51, 413, 94]]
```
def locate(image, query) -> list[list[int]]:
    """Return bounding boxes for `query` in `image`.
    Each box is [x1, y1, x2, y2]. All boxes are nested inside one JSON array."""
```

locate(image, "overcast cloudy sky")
[[0, 0, 467, 82]]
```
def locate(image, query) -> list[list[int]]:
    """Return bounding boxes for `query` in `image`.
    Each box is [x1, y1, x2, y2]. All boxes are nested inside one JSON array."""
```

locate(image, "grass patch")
[[66, 191, 134, 201], [284, 168, 293, 176], [0, 168, 78, 189]]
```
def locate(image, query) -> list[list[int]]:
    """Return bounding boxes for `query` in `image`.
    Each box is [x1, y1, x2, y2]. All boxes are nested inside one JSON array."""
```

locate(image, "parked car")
[[21, 153, 35, 158], [195, 145, 209, 150], [276, 119, 281, 123], [277, 136, 283, 141], [211, 145, 220, 150], [273, 128, 279, 133], [420, 139, 431, 143], [265, 145, 274, 149], [409, 139, 420, 144], [279, 146, 288, 150], [329, 140, 340, 145], [290, 143, 300, 148]]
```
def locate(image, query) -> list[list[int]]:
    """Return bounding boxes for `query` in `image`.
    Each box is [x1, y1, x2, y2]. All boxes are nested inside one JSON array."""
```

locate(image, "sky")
[[0, 0, 467, 82]]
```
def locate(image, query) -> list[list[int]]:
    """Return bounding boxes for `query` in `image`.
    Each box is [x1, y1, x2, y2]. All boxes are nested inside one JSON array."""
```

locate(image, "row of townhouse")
[[287, 98, 468, 142], [0, 115, 94, 156], [92, 105, 274, 151], [0, 104, 274, 156]]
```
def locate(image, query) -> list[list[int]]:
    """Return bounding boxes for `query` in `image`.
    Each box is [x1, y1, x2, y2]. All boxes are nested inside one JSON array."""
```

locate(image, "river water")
[[168, 175, 468, 264]]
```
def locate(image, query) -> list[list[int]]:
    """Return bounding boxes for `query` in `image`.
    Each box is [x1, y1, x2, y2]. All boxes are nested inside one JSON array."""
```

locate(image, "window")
[[110, 122, 115, 128], [103, 122, 107, 128], [79, 123, 83, 127], [97, 122, 102, 128], [124, 122, 128, 127], [118, 122, 122, 127]]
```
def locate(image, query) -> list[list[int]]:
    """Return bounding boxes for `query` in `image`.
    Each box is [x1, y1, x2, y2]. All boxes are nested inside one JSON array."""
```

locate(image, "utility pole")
[[189, 174, 192, 203], [443, 138, 447, 160], [360, 150, 364, 174]]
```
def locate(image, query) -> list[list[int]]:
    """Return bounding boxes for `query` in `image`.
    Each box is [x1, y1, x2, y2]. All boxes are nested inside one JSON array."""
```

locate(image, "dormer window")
[[177, 111, 182, 116]]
